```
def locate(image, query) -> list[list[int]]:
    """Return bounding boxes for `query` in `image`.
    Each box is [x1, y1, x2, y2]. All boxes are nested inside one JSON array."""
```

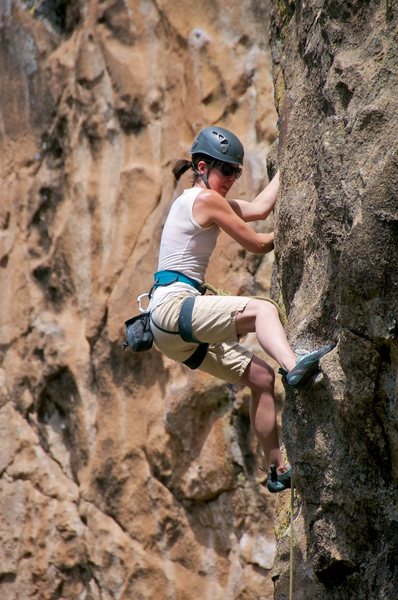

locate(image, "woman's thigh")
[[191, 294, 251, 344], [199, 341, 253, 384]]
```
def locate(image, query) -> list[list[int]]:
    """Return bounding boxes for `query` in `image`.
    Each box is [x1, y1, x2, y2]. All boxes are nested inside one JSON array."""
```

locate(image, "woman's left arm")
[[228, 170, 280, 222]]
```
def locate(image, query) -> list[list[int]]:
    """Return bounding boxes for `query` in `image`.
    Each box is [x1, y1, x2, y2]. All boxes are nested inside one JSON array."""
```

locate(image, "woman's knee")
[[243, 298, 276, 314], [254, 299, 280, 320], [237, 299, 279, 336]]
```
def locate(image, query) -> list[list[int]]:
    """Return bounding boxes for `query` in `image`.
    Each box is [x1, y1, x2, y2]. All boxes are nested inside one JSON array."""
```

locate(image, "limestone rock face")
[[0, 1, 280, 599], [270, 1, 398, 598]]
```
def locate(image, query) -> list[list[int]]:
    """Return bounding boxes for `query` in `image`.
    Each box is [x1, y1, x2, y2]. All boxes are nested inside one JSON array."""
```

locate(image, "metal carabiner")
[[137, 293, 150, 314]]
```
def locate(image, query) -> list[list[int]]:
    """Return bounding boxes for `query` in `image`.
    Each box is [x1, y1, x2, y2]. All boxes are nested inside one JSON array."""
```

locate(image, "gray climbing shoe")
[[266, 465, 292, 493], [279, 343, 336, 387]]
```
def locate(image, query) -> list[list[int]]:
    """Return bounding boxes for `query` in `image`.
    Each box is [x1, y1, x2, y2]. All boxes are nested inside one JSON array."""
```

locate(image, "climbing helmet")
[[191, 126, 244, 166]]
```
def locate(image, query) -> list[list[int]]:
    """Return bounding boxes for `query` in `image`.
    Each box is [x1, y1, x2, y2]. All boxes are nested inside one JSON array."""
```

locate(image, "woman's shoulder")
[[193, 188, 225, 207], [171, 187, 204, 209]]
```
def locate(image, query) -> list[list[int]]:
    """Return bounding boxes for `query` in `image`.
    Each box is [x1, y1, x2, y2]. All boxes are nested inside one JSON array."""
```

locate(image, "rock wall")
[[0, 1, 281, 599], [270, 1, 398, 598]]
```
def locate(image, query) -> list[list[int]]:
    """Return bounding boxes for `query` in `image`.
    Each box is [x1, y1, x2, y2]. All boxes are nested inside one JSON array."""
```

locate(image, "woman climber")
[[149, 126, 334, 493]]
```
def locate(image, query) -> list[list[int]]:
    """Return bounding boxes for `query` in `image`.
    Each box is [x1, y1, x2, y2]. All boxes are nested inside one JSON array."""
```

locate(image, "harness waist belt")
[[154, 270, 206, 295]]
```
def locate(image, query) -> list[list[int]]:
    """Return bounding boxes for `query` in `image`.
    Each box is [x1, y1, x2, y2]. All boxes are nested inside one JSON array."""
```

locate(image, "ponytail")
[[172, 159, 193, 181]]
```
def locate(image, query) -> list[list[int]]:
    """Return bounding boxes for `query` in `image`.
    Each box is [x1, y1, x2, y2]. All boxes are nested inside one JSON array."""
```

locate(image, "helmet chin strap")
[[192, 163, 212, 189], [201, 172, 211, 189]]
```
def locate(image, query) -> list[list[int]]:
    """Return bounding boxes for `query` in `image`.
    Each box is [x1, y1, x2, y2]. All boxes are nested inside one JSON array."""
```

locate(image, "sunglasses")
[[213, 161, 242, 179]]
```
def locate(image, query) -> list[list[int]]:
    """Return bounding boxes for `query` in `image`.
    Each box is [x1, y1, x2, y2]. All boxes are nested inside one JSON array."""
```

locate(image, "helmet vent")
[[212, 130, 229, 154]]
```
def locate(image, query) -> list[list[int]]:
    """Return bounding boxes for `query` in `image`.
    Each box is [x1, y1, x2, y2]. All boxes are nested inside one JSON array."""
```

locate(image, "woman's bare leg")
[[236, 299, 296, 372], [240, 356, 286, 472]]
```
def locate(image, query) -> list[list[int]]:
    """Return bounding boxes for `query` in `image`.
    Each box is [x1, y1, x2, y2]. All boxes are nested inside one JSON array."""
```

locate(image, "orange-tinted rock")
[[0, 1, 281, 598]]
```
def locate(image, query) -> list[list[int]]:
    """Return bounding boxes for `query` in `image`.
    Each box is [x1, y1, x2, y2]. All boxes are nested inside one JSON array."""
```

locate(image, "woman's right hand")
[[258, 232, 274, 254]]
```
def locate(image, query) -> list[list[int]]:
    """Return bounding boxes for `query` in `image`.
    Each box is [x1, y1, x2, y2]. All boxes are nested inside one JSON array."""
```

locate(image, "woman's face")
[[197, 160, 241, 197]]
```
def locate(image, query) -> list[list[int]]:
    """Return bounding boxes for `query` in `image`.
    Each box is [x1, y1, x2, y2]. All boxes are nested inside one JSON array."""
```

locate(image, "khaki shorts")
[[151, 292, 253, 384]]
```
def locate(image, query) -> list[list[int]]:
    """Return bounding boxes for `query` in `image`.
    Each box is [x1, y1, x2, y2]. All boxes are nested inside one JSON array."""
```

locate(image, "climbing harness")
[[123, 270, 209, 369], [123, 270, 283, 372], [152, 270, 209, 369]]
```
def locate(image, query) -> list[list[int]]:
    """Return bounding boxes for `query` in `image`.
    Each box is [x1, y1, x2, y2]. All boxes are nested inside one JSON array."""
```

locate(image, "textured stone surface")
[[0, 1, 280, 598], [270, 1, 398, 598]]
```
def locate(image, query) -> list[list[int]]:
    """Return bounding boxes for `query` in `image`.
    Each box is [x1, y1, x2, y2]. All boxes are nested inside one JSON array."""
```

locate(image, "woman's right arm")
[[193, 190, 274, 254], [228, 171, 280, 222]]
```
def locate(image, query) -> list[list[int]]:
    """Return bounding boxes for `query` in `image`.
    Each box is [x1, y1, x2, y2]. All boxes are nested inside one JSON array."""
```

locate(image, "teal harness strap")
[[154, 270, 206, 295], [178, 297, 201, 344]]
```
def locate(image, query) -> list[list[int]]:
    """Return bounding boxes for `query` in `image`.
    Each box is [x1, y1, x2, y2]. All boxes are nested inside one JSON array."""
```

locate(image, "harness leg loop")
[[178, 297, 208, 370], [178, 296, 202, 343]]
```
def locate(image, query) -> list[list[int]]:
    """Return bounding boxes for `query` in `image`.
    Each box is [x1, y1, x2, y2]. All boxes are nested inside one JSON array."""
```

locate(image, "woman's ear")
[[197, 160, 208, 174]]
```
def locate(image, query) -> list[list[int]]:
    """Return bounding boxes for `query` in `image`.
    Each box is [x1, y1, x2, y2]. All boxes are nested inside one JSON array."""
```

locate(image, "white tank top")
[[151, 187, 220, 308]]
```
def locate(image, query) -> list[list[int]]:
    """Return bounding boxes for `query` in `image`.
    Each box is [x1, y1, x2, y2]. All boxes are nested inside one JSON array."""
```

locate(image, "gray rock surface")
[[270, 1, 398, 598]]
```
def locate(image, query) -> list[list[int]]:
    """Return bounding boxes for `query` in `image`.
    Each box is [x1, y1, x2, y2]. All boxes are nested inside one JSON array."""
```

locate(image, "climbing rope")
[[289, 469, 294, 600]]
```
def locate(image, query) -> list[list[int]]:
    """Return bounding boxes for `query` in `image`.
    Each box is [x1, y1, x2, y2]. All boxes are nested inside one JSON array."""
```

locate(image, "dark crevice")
[[0, 573, 16, 584], [30, 186, 63, 251], [316, 559, 359, 587], [115, 95, 147, 135], [336, 81, 353, 109], [379, 344, 391, 365], [325, 0, 372, 22], [35, 116, 67, 175], [28, 0, 81, 35], [97, 0, 135, 45], [31, 250, 74, 310], [36, 367, 88, 482]]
